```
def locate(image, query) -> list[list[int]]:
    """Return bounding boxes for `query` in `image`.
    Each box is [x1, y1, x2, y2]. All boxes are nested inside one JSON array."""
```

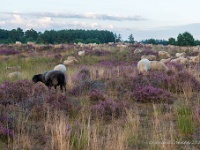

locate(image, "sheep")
[[170, 57, 190, 65], [32, 70, 67, 92], [134, 49, 142, 54], [15, 41, 22, 45], [175, 52, 186, 58], [141, 55, 156, 61], [6, 65, 21, 71], [150, 61, 169, 72], [8, 72, 22, 79], [158, 51, 171, 59], [78, 50, 85, 57], [137, 58, 151, 75], [160, 58, 171, 64], [63, 56, 78, 66], [189, 54, 200, 64], [54, 64, 66, 74]]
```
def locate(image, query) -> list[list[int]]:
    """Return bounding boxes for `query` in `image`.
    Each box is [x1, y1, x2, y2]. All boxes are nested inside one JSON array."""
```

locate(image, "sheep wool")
[[54, 64, 66, 73], [8, 72, 22, 79], [137, 58, 151, 75], [150, 61, 169, 72]]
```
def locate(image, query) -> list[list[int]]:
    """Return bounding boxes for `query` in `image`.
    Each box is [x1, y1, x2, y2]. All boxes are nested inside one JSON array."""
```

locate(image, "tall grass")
[[0, 44, 200, 149]]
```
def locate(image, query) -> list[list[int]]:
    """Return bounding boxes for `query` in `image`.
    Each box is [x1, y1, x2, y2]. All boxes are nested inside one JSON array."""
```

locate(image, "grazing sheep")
[[6, 65, 21, 71], [189, 54, 200, 64], [158, 51, 171, 59], [137, 58, 151, 75], [32, 70, 67, 92], [8, 72, 22, 79], [134, 49, 142, 54], [150, 61, 169, 72], [15, 41, 22, 45], [63, 56, 78, 66], [160, 58, 171, 64], [170, 57, 190, 65], [78, 50, 85, 57], [54, 64, 66, 74], [141, 55, 156, 61], [175, 52, 186, 58]]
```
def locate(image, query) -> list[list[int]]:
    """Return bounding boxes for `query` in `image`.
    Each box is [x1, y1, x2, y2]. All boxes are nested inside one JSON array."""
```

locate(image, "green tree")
[[25, 29, 38, 42], [177, 32, 195, 46], [168, 37, 177, 45], [9, 28, 24, 42], [128, 34, 134, 44], [115, 34, 122, 42]]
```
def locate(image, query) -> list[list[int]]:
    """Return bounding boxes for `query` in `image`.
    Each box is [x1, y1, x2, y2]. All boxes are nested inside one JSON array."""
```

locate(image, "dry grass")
[[0, 44, 200, 150]]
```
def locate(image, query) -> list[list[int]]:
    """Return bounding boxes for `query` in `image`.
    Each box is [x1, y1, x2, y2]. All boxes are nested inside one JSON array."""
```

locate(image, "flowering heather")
[[132, 85, 173, 103], [73, 67, 91, 84], [32, 82, 49, 97], [87, 49, 111, 56], [0, 48, 20, 55], [140, 49, 158, 56], [0, 123, 13, 138], [0, 114, 14, 138], [88, 90, 105, 103], [71, 80, 106, 96], [0, 80, 33, 103], [45, 90, 76, 113], [166, 62, 184, 71], [90, 99, 128, 121]]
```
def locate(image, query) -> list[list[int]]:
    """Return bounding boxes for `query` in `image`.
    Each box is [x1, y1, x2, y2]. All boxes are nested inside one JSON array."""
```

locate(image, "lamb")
[[134, 48, 142, 54], [150, 61, 169, 72], [137, 58, 151, 75], [175, 52, 186, 58], [158, 51, 171, 59], [32, 70, 67, 92], [6, 65, 21, 71], [8, 72, 22, 79], [141, 55, 156, 61], [54, 64, 66, 74], [160, 58, 171, 64], [63, 56, 78, 66], [78, 50, 85, 57], [189, 54, 200, 64], [170, 57, 190, 65]]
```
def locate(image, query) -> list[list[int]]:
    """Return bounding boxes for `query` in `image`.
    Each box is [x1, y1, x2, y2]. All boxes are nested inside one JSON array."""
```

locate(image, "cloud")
[[1, 11, 146, 21]]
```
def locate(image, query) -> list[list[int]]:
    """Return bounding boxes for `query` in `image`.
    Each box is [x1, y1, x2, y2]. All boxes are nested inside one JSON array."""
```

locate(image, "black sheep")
[[32, 70, 67, 92]]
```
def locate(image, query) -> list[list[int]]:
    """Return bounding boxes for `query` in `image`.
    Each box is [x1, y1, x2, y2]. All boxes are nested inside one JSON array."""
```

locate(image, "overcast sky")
[[1, 0, 200, 41]]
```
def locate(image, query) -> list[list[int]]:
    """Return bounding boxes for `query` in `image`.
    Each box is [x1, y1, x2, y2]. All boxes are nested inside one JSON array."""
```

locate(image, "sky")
[[1, 0, 200, 41]]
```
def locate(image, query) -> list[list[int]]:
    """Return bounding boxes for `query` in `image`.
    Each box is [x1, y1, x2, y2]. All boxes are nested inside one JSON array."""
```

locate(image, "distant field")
[[0, 43, 200, 150]]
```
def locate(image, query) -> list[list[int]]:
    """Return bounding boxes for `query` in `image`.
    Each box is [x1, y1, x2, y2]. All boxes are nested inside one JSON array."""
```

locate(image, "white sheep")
[[158, 51, 171, 59], [137, 58, 151, 75], [141, 55, 156, 61], [54, 64, 66, 74], [160, 58, 171, 64], [175, 52, 186, 58], [15, 41, 22, 45], [189, 54, 200, 64], [63, 56, 78, 66], [150, 61, 169, 72], [8, 72, 22, 79], [78, 50, 85, 57], [134, 49, 142, 54], [170, 57, 189, 65], [6, 65, 21, 71]]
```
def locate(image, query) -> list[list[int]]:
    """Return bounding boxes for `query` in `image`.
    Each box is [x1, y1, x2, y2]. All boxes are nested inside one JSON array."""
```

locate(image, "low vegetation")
[[0, 43, 200, 149]]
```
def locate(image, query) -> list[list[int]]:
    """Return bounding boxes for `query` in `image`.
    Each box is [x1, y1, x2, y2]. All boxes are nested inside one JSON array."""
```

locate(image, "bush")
[[132, 85, 173, 103], [90, 99, 128, 121], [0, 49, 20, 55]]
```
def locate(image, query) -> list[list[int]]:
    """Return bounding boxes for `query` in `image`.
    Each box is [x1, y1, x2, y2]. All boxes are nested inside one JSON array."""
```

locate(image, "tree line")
[[139, 32, 200, 46], [0, 28, 116, 44], [0, 27, 199, 46]]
